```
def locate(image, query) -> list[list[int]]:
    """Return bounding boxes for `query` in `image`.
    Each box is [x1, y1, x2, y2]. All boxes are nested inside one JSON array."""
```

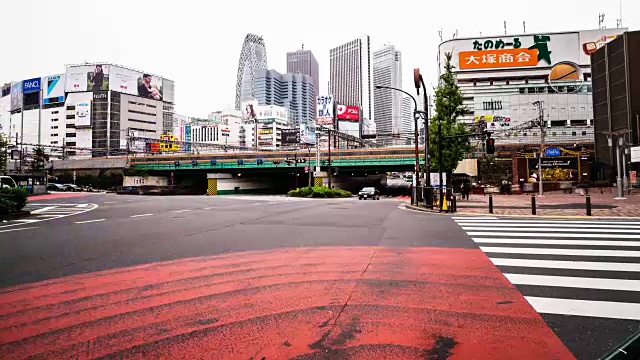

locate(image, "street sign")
[[304, 166, 309, 173], [631, 146, 640, 163]]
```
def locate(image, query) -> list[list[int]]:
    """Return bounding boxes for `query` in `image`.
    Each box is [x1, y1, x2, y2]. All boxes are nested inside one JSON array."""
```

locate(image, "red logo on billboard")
[[337, 105, 359, 121]]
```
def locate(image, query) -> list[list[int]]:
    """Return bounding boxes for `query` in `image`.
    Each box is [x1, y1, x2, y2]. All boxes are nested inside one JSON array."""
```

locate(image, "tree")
[[31, 146, 49, 172], [430, 52, 472, 178], [0, 135, 7, 175]]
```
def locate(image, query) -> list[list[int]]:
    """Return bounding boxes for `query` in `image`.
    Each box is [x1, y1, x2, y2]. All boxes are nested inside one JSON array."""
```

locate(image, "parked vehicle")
[[358, 187, 380, 200], [47, 183, 67, 192]]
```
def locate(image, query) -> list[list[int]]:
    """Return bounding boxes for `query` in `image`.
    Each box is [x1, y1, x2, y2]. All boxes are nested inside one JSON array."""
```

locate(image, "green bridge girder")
[[131, 156, 426, 171]]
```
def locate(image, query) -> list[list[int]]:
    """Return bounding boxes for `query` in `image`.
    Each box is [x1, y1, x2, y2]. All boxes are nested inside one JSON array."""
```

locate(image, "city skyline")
[[1, 0, 638, 117]]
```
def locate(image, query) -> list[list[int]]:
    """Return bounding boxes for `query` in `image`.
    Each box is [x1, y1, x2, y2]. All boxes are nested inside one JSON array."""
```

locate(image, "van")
[[0, 176, 17, 189]]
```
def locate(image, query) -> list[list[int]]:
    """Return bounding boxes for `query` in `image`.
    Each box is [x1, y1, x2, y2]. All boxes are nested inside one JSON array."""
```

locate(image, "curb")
[[404, 203, 450, 215], [453, 211, 640, 220]]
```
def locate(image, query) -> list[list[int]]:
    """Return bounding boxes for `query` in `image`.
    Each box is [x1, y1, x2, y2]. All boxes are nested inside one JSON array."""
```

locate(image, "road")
[[0, 194, 636, 359]]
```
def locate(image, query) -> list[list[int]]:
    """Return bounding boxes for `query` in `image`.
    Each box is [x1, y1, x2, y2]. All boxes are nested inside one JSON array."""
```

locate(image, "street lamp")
[[375, 85, 421, 205], [414, 68, 432, 205]]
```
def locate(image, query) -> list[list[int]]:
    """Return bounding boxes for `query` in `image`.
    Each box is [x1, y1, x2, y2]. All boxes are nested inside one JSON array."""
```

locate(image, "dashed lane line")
[[74, 219, 106, 224], [0, 226, 39, 233], [130, 214, 153, 218]]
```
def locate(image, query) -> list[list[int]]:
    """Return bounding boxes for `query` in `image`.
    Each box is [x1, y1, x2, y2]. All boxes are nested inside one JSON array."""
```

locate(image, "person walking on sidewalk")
[[461, 181, 471, 201]]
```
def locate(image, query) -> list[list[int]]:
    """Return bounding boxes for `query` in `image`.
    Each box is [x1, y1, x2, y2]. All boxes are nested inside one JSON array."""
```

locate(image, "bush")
[[0, 188, 28, 215], [287, 186, 352, 198]]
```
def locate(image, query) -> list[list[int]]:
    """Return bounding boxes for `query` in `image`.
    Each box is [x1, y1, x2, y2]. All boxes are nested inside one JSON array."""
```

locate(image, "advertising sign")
[[22, 77, 41, 93], [93, 91, 108, 103], [76, 102, 91, 127], [162, 79, 175, 103], [110, 65, 163, 100], [579, 29, 626, 64], [336, 105, 359, 121], [631, 146, 640, 163], [66, 64, 110, 92], [42, 74, 66, 104], [281, 128, 300, 145], [184, 125, 192, 152], [241, 100, 258, 120], [545, 147, 562, 157], [475, 115, 511, 131], [316, 95, 334, 125], [300, 123, 316, 145], [221, 128, 231, 137], [10, 82, 22, 111]]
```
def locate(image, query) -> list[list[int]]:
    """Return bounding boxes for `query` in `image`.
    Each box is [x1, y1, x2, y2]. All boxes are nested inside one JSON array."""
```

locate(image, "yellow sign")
[[258, 129, 272, 135]]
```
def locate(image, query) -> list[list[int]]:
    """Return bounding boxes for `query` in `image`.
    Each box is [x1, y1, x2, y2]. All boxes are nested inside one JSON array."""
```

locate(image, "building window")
[[52, 133, 59, 137], [51, 125, 58, 129], [66, 114, 75, 119], [66, 142, 76, 147], [66, 124, 76, 129], [51, 110, 59, 114], [51, 141, 58, 145], [551, 120, 567, 127], [552, 132, 557, 136], [571, 119, 587, 126], [572, 131, 577, 136], [66, 105, 76, 111], [66, 133, 77, 138], [582, 131, 587, 136], [51, 118, 59, 122]]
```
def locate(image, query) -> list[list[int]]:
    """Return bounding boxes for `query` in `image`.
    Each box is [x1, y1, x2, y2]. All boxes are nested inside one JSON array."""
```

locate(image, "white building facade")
[[329, 35, 374, 136], [373, 45, 404, 145]]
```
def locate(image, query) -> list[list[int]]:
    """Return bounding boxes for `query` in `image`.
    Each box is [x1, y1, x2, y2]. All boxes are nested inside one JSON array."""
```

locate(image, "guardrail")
[[131, 156, 425, 171]]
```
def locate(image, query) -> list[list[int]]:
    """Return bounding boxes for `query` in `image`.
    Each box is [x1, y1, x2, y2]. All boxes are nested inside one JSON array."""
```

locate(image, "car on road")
[[47, 183, 67, 192], [358, 187, 380, 200], [64, 184, 82, 192]]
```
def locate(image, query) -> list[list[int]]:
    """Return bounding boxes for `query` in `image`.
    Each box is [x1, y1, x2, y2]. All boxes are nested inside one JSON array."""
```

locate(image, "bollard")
[[452, 196, 457, 213], [531, 194, 537, 215], [586, 195, 592, 216], [489, 194, 494, 214]]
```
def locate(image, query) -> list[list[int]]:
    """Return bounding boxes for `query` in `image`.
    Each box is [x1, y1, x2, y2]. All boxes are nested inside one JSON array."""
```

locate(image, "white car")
[[0, 176, 17, 189]]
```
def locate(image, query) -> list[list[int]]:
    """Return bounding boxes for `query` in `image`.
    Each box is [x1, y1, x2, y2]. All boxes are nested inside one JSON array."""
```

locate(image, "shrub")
[[0, 187, 28, 214], [287, 186, 351, 198]]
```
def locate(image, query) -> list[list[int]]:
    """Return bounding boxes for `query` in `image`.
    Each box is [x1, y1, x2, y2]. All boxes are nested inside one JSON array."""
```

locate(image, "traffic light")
[[485, 135, 495, 155]]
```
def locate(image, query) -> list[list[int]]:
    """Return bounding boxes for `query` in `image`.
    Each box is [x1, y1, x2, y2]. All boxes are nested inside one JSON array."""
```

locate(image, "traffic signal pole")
[[327, 128, 332, 189]]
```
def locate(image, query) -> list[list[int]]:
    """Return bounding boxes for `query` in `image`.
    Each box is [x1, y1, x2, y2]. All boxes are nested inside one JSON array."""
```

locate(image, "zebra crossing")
[[453, 216, 640, 321]]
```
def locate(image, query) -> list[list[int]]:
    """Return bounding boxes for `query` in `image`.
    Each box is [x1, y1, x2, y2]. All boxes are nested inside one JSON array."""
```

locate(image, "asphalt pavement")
[[0, 193, 633, 359]]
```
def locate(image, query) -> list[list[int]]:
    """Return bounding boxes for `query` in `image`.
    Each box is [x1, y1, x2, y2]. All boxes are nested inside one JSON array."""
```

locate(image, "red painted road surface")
[[28, 192, 94, 202], [0, 247, 575, 359]]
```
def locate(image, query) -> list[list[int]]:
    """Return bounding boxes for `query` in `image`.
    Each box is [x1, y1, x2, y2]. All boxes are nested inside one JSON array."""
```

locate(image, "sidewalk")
[[28, 192, 99, 202], [455, 190, 640, 218]]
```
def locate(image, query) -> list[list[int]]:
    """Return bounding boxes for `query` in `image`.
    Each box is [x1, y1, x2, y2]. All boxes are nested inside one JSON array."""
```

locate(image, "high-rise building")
[[373, 44, 403, 145], [329, 35, 374, 134], [402, 96, 414, 144], [254, 69, 315, 126], [235, 34, 268, 110], [287, 48, 319, 112]]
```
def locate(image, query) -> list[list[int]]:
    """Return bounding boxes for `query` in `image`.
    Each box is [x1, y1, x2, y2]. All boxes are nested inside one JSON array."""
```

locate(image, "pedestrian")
[[462, 181, 471, 201]]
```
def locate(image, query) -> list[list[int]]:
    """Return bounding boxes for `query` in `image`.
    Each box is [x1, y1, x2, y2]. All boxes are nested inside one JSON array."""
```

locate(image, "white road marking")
[[130, 213, 153, 218], [490, 258, 640, 272], [30, 206, 58, 214], [480, 246, 640, 257], [452, 216, 499, 220], [457, 222, 640, 229], [473, 238, 640, 247], [75, 219, 106, 224], [103, 201, 117, 204], [173, 209, 192, 213], [505, 273, 640, 292], [204, 207, 217, 210], [76, 204, 89, 208], [0, 226, 39, 233], [469, 232, 640, 239], [463, 226, 640, 233], [525, 296, 640, 321], [455, 219, 640, 225], [13, 219, 40, 223]]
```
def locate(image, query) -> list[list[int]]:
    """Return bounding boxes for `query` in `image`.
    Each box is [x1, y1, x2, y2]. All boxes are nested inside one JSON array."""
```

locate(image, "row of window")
[[503, 130, 590, 137]]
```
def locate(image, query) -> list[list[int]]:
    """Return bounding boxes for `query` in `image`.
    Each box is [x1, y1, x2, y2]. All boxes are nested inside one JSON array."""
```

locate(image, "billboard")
[[241, 100, 258, 120], [66, 64, 110, 92], [336, 105, 359, 122], [110, 65, 163, 100], [281, 128, 300, 145], [300, 123, 316, 145], [440, 29, 627, 73], [474, 115, 512, 131], [10, 82, 22, 111], [316, 95, 334, 125], [76, 101, 91, 127], [42, 74, 66, 104], [162, 79, 175, 103], [22, 77, 41, 94]]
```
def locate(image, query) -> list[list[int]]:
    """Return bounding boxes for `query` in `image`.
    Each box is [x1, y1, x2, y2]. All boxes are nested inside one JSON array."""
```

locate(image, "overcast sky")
[[1, 0, 637, 117]]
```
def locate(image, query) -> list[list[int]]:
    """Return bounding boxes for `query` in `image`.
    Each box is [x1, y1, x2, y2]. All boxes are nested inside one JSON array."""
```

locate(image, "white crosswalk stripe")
[[454, 216, 640, 321]]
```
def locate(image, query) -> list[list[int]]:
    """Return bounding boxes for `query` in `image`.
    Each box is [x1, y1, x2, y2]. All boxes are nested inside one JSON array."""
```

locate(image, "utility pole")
[[308, 146, 312, 187], [327, 128, 332, 189], [533, 101, 545, 196]]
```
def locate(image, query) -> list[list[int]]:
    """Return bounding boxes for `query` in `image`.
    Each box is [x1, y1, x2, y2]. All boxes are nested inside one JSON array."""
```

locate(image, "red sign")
[[337, 105, 359, 121]]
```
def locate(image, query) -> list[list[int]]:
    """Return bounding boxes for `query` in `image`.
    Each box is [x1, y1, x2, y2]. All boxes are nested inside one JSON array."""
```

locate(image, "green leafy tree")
[[430, 52, 472, 178], [31, 146, 49, 172], [0, 135, 7, 175]]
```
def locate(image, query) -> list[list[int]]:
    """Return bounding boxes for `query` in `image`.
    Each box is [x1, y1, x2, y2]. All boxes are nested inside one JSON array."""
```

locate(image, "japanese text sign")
[[459, 48, 538, 70], [316, 95, 334, 126]]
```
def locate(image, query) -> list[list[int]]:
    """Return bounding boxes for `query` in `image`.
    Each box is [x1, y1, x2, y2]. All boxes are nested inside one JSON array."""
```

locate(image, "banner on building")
[[300, 123, 316, 145], [475, 115, 511, 131], [162, 78, 175, 103], [110, 65, 163, 100], [42, 74, 66, 105], [10, 82, 22, 111], [281, 128, 300, 145], [76, 102, 91, 127], [241, 100, 258, 120], [336, 105, 359, 122], [316, 95, 334, 125], [66, 64, 110, 92]]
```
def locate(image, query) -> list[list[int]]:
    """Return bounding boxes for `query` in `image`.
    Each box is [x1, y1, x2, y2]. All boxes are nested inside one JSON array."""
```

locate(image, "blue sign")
[[22, 77, 41, 93], [545, 147, 562, 157]]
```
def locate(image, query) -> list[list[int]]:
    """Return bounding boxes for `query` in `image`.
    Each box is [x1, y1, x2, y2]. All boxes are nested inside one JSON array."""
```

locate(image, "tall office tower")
[[287, 47, 319, 114], [329, 35, 374, 134], [235, 33, 268, 110], [372, 44, 403, 145], [402, 96, 414, 144], [254, 69, 315, 126]]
